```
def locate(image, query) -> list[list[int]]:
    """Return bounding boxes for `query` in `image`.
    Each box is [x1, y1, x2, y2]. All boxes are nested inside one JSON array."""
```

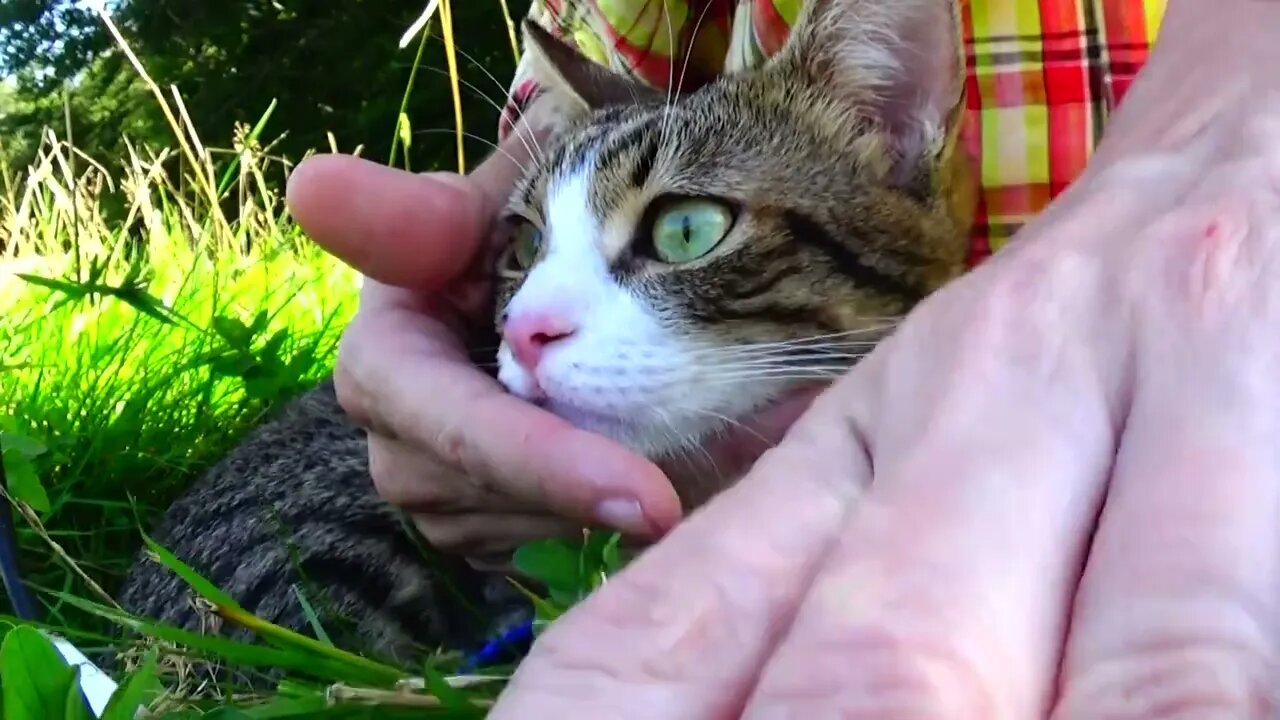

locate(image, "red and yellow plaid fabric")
[[500, 0, 1168, 266]]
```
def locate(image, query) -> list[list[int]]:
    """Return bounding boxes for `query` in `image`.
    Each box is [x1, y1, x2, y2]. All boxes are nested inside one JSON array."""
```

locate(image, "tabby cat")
[[113, 0, 976, 681]]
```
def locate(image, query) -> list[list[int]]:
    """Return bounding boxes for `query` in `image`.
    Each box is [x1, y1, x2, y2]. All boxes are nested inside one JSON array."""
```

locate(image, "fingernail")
[[594, 498, 653, 536]]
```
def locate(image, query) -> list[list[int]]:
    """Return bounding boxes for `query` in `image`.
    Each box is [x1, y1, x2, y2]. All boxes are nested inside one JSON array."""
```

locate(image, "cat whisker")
[[411, 129, 531, 175], [653, 405, 723, 480], [670, 404, 774, 449], [660, 0, 678, 148], [417, 66, 544, 166], [698, 322, 904, 347], [701, 356, 867, 370], [672, 0, 715, 109], [446, 43, 547, 163], [686, 343, 881, 361], [682, 340, 887, 361], [693, 368, 852, 383]]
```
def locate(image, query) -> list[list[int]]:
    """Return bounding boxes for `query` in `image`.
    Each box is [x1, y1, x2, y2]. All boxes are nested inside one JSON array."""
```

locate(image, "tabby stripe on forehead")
[[558, 113, 642, 178], [594, 119, 659, 189], [782, 210, 922, 302]]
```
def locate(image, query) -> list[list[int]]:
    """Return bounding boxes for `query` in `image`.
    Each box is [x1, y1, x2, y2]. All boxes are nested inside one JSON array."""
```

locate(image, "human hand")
[[488, 3, 1280, 715], [285, 120, 687, 562]]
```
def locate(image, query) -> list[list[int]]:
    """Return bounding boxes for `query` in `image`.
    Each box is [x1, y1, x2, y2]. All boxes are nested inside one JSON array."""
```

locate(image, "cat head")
[[493, 0, 976, 463]]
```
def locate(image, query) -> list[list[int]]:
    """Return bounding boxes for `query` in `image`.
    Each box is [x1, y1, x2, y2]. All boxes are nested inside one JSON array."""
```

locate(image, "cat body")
[[114, 0, 976, 679], [112, 380, 527, 678]]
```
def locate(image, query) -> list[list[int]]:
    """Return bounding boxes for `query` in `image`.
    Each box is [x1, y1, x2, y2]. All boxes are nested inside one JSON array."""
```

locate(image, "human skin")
[[476, 0, 1280, 716]]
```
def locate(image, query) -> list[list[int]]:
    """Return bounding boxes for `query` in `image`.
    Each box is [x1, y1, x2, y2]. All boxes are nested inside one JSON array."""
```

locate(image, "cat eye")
[[650, 199, 734, 264], [506, 219, 543, 272]]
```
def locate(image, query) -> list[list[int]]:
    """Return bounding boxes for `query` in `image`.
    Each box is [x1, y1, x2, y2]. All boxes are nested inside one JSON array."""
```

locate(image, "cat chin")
[[539, 398, 699, 458]]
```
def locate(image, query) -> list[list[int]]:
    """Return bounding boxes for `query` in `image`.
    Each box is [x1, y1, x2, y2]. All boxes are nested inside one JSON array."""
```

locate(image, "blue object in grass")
[[459, 619, 534, 673]]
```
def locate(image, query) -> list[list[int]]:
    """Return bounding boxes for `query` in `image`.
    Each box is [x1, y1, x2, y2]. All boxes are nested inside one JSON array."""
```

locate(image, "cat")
[[112, 0, 976, 685]]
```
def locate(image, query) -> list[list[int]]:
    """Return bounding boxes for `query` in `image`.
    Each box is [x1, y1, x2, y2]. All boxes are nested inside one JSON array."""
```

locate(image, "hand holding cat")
[[286, 100, 824, 561], [488, 3, 1280, 716], [286, 121, 687, 561]]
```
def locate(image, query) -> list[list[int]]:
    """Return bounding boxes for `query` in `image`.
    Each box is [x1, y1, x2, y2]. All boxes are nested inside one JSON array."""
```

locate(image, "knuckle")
[[1055, 644, 1277, 720], [431, 416, 473, 476], [430, 399, 508, 498], [749, 624, 996, 719]]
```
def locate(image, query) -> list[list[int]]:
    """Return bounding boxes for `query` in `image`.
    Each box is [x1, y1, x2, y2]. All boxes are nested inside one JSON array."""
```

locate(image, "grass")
[[0, 1, 625, 715]]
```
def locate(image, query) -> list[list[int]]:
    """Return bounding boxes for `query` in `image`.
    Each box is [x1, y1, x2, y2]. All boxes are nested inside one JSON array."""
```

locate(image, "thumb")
[[286, 127, 540, 290]]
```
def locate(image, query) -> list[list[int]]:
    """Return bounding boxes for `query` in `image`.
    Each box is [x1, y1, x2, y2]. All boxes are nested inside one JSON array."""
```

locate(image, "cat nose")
[[504, 312, 577, 371]]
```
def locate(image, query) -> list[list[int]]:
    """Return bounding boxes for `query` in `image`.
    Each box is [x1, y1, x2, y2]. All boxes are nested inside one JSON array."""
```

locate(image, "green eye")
[[509, 221, 543, 270], [651, 199, 733, 264]]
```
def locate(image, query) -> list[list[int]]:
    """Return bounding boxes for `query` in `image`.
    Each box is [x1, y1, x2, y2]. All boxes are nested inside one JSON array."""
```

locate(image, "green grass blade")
[[100, 646, 161, 720]]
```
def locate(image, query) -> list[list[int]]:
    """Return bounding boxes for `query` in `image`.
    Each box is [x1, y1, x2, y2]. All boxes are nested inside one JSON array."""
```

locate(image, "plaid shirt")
[[500, 0, 1168, 266]]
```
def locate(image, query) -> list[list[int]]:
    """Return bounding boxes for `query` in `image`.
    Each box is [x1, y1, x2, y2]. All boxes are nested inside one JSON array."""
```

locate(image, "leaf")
[[259, 328, 291, 365], [3, 451, 51, 514], [100, 647, 161, 720], [0, 625, 76, 720], [62, 672, 94, 720], [0, 430, 46, 458], [505, 579, 564, 630], [421, 661, 467, 708], [15, 273, 91, 300], [512, 539, 581, 597], [599, 532, 625, 574], [249, 310, 271, 336], [110, 285, 180, 327], [212, 315, 253, 347], [208, 353, 257, 377], [243, 373, 283, 401]]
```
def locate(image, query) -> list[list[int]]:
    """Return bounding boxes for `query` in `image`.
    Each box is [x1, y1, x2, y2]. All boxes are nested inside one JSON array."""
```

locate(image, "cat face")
[[492, 0, 976, 461]]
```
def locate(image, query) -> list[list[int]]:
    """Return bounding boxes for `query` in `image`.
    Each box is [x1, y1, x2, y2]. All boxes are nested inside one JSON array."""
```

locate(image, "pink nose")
[[504, 312, 577, 371]]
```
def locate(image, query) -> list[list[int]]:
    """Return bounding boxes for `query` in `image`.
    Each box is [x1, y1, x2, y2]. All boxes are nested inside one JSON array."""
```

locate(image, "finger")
[[1054, 172, 1280, 716], [489, 405, 865, 719], [339, 309, 684, 538], [411, 512, 584, 558], [368, 434, 542, 514], [286, 156, 485, 288], [285, 126, 539, 290], [740, 267, 1119, 718]]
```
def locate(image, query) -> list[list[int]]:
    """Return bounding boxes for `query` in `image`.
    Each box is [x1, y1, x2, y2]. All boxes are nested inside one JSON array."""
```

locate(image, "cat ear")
[[523, 20, 663, 111], [779, 0, 966, 175]]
